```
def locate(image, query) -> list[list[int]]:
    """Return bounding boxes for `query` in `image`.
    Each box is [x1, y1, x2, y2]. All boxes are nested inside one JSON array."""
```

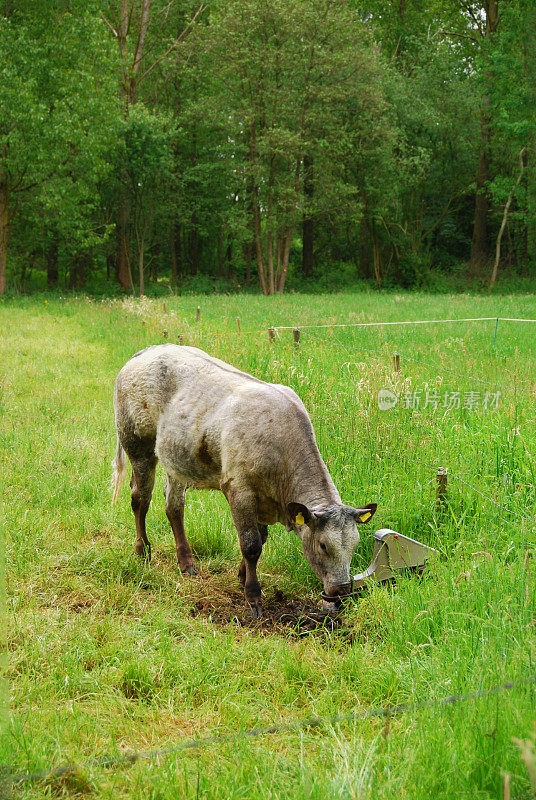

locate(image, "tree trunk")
[[302, 154, 314, 278], [20, 262, 28, 286], [69, 253, 87, 289], [114, 0, 148, 292], [226, 239, 233, 280], [47, 233, 59, 288], [266, 155, 276, 295], [170, 226, 178, 283], [266, 231, 275, 294], [302, 217, 314, 278], [138, 239, 145, 296], [522, 221, 529, 276], [470, 129, 491, 274], [275, 234, 282, 287], [252, 192, 268, 295], [245, 241, 252, 286], [358, 215, 372, 278], [371, 223, 382, 286], [489, 148, 526, 290], [189, 218, 200, 275], [0, 181, 8, 296], [117, 186, 134, 291], [247, 123, 269, 294], [217, 227, 225, 276], [277, 229, 292, 293], [470, 0, 499, 275], [244, 165, 255, 288], [151, 240, 159, 282]]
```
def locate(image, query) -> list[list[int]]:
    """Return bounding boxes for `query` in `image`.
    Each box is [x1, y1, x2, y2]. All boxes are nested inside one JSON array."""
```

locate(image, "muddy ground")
[[188, 585, 347, 637]]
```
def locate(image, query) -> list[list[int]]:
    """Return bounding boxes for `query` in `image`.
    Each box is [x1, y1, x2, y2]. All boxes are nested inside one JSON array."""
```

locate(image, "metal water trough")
[[353, 528, 439, 588], [321, 529, 439, 609]]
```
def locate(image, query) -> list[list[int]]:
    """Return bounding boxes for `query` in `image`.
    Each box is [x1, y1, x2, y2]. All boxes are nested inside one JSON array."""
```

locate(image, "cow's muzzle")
[[320, 581, 353, 609]]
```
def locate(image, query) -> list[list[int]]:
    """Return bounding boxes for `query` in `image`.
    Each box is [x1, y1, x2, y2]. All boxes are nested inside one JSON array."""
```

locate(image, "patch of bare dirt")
[[188, 586, 346, 637]]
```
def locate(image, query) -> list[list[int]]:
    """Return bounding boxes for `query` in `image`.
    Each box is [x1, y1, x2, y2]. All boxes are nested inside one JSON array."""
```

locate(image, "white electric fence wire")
[[6, 675, 534, 786]]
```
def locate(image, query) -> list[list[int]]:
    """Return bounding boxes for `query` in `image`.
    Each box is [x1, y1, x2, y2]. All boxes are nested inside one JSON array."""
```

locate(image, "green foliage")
[[484, 0, 536, 248], [121, 105, 175, 196], [1, 0, 535, 292], [0, 4, 119, 245]]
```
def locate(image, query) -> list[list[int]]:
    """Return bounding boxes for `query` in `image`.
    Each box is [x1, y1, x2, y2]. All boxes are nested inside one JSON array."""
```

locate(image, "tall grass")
[[1, 292, 535, 799]]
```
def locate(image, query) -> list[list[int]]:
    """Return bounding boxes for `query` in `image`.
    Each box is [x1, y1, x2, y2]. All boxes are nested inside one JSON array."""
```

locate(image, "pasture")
[[2, 291, 536, 799]]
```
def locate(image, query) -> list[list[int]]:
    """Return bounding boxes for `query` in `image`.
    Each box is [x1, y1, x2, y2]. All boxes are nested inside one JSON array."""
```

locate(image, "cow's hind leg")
[[164, 477, 198, 575], [130, 455, 158, 560]]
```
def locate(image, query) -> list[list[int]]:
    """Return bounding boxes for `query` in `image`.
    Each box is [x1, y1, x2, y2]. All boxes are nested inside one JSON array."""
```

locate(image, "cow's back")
[[114, 344, 337, 512], [114, 345, 269, 476]]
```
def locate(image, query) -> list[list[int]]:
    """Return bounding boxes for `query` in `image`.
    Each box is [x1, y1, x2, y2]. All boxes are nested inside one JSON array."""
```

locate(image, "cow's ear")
[[348, 502, 377, 524], [287, 502, 313, 527]]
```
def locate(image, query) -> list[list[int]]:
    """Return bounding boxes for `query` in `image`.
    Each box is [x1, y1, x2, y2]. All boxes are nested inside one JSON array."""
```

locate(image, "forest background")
[[1, 0, 535, 297]]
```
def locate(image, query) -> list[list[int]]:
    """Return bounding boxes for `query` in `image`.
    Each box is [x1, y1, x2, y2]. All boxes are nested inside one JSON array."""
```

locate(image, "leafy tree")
[[1, 0, 534, 294], [120, 104, 175, 295], [0, 1, 118, 294], [101, 0, 206, 292], [190, 0, 389, 294], [485, 0, 536, 286]]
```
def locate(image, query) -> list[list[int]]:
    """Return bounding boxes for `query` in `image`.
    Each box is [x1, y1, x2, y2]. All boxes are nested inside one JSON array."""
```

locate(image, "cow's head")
[[287, 501, 377, 601]]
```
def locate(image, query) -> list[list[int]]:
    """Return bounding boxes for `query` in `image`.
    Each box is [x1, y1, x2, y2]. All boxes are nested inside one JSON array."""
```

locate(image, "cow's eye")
[[319, 542, 327, 552]]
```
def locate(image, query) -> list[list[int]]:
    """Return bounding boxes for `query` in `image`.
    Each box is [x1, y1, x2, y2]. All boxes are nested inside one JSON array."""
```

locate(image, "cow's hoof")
[[181, 564, 199, 577], [135, 543, 151, 561], [247, 600, 263, 619]]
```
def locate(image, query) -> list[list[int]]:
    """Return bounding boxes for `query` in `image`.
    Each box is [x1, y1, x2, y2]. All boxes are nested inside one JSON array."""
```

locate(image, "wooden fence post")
[[293, 328, 300, 347], [436, 466, 448, 510], [268, 327, 276, 343], [393, 353, 400, 372], [196, 306, 201, 323], [163, 301, 167, 314], [237, 317, 241, 334]]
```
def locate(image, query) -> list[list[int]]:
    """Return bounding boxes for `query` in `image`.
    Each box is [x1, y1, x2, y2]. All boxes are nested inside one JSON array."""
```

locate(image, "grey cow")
[[112, 344, 376, 617]]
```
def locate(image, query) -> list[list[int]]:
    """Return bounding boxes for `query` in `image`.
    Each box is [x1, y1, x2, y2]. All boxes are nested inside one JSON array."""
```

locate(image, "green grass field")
[[2, 291, 536, 799]]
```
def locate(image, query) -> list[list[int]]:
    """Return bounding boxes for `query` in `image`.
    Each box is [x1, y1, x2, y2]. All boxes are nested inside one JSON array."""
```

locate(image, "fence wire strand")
[[391, 454, 536, 525], [153, 308, 536, 392], [300, 329, 534, 392], [394, 350, 532, 391], [5, 674, 535, 786]]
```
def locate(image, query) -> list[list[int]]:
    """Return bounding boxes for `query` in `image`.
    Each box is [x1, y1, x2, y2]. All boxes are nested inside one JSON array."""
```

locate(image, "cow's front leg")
[[226, 489, 264, 618], [239, 527, 263, 618], [238, 525, 267, 592]]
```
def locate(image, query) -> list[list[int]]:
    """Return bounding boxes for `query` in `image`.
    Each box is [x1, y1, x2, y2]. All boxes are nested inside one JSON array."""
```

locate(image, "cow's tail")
[[111, 437, 127, 504]]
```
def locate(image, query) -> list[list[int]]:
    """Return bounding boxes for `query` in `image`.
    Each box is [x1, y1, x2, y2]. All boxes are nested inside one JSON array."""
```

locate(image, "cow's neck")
[[284, 445, 341, 511]]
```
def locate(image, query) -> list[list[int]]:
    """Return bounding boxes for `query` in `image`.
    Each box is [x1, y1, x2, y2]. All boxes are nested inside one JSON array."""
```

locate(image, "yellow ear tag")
[[359, 511, 372, 522], [295, 512, 305, 525]]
